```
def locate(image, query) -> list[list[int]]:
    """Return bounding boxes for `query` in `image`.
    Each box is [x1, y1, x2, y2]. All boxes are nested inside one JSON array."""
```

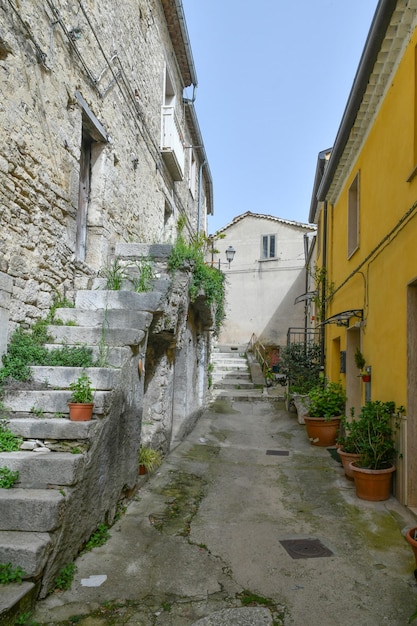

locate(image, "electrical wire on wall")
[[6, 0, 194, 234]]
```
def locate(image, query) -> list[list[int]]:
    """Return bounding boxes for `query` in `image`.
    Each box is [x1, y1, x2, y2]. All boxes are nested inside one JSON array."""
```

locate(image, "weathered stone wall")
[[0, 0, 209, 332]]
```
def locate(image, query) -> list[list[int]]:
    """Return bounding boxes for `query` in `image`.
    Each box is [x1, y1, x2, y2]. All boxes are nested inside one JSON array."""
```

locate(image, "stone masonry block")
[[0, 489, 66, 531]]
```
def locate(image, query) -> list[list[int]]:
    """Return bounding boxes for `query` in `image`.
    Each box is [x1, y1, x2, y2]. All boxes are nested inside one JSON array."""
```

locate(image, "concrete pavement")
[[32, 395, 417, 625]]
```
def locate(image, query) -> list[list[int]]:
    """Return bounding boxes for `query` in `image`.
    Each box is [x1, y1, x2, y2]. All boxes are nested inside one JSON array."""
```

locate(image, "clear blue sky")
[[182, 0, 379, 234]]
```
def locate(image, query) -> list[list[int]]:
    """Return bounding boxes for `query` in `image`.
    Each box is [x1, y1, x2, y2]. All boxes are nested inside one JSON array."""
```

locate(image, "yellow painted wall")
[[325, 26, 417, 410]]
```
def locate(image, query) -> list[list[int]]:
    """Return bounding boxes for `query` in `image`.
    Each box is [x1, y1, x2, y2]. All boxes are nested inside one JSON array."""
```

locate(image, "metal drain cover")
[[266, 450, 289, 456], [280, 539, 333, 559]]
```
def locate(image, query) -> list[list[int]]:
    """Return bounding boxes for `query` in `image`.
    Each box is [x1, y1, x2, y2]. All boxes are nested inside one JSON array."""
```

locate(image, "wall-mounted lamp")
[[218, 245, 236, 270], [225, 245, 236, 267]]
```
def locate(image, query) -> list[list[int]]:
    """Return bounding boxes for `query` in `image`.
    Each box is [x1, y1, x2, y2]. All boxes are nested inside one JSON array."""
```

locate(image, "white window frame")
[[260, 234, 277, 260], [347, 173, 360, 258]]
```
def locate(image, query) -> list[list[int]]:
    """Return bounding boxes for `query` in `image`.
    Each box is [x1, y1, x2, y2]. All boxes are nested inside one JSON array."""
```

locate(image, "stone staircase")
[[0, 244, 175, 623], [210, 345, 264, 400]]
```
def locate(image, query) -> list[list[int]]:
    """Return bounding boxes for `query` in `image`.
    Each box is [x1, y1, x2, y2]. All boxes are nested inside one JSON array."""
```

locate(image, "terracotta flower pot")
[[304, 416, 341, 447], [350, 461, 395, 501], [337, 447, 361, 480], [361, 374, 371, 383], [405, 527, 417, 567], [139, 464, 147, 475], [68, 402, 94, 421]]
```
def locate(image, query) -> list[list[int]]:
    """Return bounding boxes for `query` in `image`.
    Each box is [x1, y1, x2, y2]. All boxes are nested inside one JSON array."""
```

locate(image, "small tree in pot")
[[304, 381, 346, 447], [349, 400, 403, 501]]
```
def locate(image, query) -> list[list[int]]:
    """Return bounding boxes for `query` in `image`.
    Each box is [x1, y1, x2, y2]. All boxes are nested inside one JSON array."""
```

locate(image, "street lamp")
[[225, 245, 236, 267], [218, 245, 236, 269]]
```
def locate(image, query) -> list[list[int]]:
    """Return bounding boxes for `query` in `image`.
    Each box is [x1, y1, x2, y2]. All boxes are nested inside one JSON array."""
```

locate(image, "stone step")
[[53, 308, 153, 331], [3, 389, 110, 415], [213, 379, 254, 390], [211, 353, 246, 362], [0, 531, 52, 577], [212, 370, 251, 380], [0, 451, 84, 488], [45, 345, 130, 368], [0, 489, 65, 531], [90, 277, 171, 294], [75, 290, 165, 313], [7, 417, 96, 441], [0, 581, 39, 626], [46, 325, 145, 348], [115, 242, 173, 260], [30, 366, 120, 390]]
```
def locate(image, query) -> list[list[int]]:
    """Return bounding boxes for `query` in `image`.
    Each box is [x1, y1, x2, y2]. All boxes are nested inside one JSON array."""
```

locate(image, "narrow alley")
[[32, 382, 417, 626]]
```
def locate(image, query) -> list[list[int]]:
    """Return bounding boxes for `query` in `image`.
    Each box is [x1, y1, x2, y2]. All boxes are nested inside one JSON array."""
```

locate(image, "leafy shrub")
[[0, 419, 22, 452], [54, 563, 76, 590], [0, 466, 19, 488], [168, 233, 226, 335], [279, 342, 322, 394], [308, 381, 346, 419], [354, 401, 402, 470], [0, 562, 25, 584], [0, 325, 94, 384], [83, 523, 110, 552]]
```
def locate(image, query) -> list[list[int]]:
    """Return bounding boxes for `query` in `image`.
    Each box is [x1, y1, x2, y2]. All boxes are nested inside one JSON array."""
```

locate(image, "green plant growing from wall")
[[309, 264, 335, 322], [54, 563, 76, 590], [0, 466, 19, 488], [168, 221, 226, 335], [0, 419, 22, 452], [0, 562, 26, 584], [46, 293, 74, 324], [131, 255, 156, 292], [0, 318, 94, 384], [83, 523, 111, 552], [100, 258, 126, 290]]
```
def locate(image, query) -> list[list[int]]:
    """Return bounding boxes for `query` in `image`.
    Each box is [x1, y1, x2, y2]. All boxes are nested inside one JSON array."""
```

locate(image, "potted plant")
[[279, 342, 321, 424], [354, 348, 370, 382], [68, 371, 95, 421], [337, 410, 362, 479], [405, 526, 417, 577], [349, 401, 403, 501], [304, 381, 346, 446], [138, 446, 162, 475]]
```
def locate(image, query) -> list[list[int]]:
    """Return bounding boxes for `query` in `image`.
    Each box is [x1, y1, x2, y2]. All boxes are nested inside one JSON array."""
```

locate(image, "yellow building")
[[309, 2, 417, 506]]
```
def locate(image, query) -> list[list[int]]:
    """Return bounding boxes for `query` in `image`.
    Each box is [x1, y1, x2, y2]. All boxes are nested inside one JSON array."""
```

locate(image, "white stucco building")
[[212, 212, 316, 347]]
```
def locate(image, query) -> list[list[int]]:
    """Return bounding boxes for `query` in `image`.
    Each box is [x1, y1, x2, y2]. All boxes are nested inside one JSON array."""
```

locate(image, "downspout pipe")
[[197, 159, 206, 233], [321, 201, 328, 369]]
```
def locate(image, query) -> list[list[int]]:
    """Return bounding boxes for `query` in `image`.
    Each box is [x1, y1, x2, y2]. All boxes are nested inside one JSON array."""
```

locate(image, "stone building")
[[0, 0, 212, 334], [211, 212, 316, 347], [0, 0, 217, 602]]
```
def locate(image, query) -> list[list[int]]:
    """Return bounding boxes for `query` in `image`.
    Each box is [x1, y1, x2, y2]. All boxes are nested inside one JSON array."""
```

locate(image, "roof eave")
[[317, 0, 396, 202]]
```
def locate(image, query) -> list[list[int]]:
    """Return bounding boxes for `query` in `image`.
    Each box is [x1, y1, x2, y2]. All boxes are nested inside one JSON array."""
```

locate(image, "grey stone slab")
[[3, 389, 109, 414], [192, 608, 273, 626], [54, 308, 153, 330], [0, 581, 36, 623], [0, 531, 51, 577], [0, 489, 65, 531], [115, 242, 172, 259], [7, 417, 97, 440], [46, 325, 145, 347], [0, 451, 84, 488], [75, 290, 163, 312], [29, 366, 120, 390]]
